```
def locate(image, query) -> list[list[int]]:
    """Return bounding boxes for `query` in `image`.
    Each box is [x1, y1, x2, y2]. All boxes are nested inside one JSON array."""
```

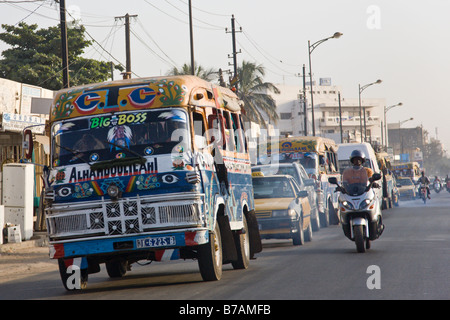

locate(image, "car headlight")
[[341, 200, 354, 210], [272, 209, 297, 218], [272, 210, 288, 217], [359, 199, 373, 210], [287, 209, 297, 218]]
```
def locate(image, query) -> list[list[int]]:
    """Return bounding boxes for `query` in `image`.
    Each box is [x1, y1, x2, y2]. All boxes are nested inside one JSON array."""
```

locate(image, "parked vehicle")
[[251, 162, 320, 231], [329, 172, 384, 253], [396, 177, 416, 200], [252, 173, 312, 245], [36, 75, 262, 290], [263, 136, 340, 227]]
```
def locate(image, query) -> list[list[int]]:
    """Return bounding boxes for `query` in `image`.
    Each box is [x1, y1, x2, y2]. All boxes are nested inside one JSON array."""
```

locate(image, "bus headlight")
[[107, 184, 121, 199]]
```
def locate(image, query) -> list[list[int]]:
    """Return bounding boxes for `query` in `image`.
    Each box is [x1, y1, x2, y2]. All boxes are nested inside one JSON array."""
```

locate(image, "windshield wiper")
[[88, 141, 146, 170], [105, 141, 145, 161], [56, 144, 93, 167]]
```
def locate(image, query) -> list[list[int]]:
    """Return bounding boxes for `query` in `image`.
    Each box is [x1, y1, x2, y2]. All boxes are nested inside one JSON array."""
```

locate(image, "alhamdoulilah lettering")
[[67, 158, 158, 183]]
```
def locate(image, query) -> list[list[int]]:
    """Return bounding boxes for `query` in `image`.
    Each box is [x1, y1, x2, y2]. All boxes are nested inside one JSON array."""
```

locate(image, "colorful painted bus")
[[38, 75, 261, 290]]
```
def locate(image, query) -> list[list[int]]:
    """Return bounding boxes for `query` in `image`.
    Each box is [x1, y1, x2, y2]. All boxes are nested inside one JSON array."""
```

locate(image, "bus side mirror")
[[23, 129, 33, 160], [371, 173, 382, 181], [328, 177, 338, 185]]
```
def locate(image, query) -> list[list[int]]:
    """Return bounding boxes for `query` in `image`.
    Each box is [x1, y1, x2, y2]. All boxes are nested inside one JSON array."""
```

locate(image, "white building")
[[265, 80, 385, 146]]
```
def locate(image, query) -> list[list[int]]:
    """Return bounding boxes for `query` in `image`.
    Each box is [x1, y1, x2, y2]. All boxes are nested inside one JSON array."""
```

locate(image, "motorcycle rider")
[[341, 150, 384, 237], [433, 176, 441, 192], [343, 149, 374, 179], [417, 171, 431, 199]]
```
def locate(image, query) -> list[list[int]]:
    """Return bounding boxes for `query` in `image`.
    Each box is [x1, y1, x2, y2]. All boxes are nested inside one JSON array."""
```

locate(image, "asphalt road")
[[1, 192, 449, 302]]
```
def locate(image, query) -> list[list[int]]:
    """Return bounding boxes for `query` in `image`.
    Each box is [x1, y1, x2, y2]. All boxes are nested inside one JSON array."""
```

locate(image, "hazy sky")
[[1, 0, 449, 152]]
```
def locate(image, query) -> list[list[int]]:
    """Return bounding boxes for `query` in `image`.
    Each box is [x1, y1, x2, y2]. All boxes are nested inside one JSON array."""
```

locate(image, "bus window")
[[207, 112, 226, 149], [238, 115, 248, 152], [222, 110, 235, 152], [193, 111, 207, 149], [231, 113, 245, 153]]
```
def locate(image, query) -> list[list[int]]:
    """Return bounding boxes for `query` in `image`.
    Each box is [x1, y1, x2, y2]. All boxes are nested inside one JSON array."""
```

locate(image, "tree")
[[167, 61, 217, 82], [236, 60, 280, 126], [0, 22, 123, 90]]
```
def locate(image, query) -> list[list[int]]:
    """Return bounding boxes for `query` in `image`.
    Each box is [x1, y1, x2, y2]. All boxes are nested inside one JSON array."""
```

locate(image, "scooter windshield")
[[342, 167, 369, 196]]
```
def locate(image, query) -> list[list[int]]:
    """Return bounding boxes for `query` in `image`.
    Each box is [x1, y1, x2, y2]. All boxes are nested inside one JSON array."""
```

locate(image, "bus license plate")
[[136, 236, 176, 248]]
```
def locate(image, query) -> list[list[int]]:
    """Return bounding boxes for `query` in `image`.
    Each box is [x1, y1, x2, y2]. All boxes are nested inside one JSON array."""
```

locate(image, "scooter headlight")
[[341, 200, 354, 210], [359, 199, 373, 210]]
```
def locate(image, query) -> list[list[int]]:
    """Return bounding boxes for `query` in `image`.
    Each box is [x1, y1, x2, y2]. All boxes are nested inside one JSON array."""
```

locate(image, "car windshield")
[[252, 177, 295, 199], [52, 108, 189, 167], [398, 178, 413, 186], [339, 159, 372, 173], [341, 167, 369, 196], [252, 165, 301, 184]]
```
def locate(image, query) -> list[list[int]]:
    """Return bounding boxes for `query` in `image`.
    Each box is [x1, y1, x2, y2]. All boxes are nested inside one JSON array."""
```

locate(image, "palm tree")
[[236, 61, 280, 126], [167, 61, 217, 82]]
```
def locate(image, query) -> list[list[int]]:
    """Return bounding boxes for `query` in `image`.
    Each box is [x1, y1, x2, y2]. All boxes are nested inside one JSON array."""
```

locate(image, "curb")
[[0, 232, 48, 253]]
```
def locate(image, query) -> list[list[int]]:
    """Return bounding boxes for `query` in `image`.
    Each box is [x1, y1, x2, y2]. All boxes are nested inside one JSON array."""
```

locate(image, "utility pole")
[[115, 13, 137, 79], [303, 64, 307, 135], [58, 0, 69, 88], [338, 92, 343, 143], [188, 0, 195, 75], [226, 15, 241, 92]]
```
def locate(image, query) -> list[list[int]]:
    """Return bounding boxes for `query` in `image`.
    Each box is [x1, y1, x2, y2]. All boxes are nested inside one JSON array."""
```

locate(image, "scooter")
[[329, 173, 383, 253], [433, 181, 441, 193]]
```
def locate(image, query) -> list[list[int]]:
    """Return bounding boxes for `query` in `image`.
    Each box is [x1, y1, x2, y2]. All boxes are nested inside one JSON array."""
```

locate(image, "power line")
[[164, 0, 224, 30], [176, 0, 231, 17], [130, 26, 177, 69], [143, 0, 224, 31], [136, 18, 178, 67]]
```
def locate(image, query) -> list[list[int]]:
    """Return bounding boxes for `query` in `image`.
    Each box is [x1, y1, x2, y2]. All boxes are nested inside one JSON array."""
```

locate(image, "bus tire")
[[106, 259, 128, 278], [232, 214, 250, 270], [58, 258, 88, 291], [197, 222, 223, 281]]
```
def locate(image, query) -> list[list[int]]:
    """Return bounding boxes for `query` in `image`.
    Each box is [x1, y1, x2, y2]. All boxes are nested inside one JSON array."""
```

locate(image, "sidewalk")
[[0, 232, 57, 283]]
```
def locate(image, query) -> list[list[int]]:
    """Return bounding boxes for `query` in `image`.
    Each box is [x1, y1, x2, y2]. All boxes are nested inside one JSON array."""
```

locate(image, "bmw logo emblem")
[[90, 153, 99, 162], [144, 147, 154, 155]]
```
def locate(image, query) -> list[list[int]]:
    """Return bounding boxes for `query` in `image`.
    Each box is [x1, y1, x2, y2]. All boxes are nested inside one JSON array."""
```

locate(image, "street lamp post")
[[384, 102, 402, 147], [308, 32, 342, 136], [358, 79, 382, 142], [398, 117, 413, 158]]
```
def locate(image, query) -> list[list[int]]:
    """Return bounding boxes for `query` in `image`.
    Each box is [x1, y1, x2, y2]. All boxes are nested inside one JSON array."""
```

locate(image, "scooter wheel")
[[353, 225, 366, 253], [365, 238, 371, 250]]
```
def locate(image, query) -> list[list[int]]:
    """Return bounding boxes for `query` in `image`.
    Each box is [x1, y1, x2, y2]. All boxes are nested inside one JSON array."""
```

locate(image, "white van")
[[337, 143, 380, 174]]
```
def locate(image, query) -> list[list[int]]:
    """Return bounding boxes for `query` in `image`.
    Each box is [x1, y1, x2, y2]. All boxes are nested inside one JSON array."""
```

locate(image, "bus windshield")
[[52, 108, 189, 167]]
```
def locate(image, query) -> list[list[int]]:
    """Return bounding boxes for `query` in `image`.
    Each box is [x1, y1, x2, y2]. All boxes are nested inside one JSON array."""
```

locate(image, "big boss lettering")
[[90, 112, 147, 129]]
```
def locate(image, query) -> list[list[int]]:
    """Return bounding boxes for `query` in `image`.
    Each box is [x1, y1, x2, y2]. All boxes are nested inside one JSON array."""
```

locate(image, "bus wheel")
[[58, 258, 88, 291], [198, 222, 223, 281], [232, 214, 250, 270], [106, 259, 128, 278]]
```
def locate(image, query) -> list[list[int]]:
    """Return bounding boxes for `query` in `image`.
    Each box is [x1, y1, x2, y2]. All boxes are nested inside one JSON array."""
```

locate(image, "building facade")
[[265, 80, 385, 147]]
